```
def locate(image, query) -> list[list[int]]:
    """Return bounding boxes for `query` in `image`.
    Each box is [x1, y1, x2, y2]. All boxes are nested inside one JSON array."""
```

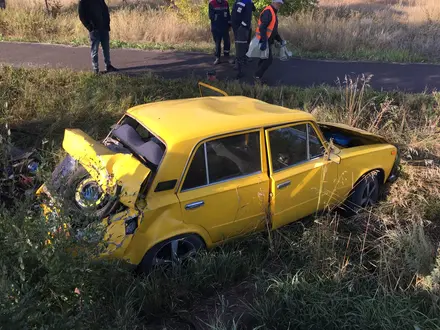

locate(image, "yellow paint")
[[100, 208, 139, 259], [198, 82, 229, 97], [126, 96, 315, 148], [62, 129, 151, 208]]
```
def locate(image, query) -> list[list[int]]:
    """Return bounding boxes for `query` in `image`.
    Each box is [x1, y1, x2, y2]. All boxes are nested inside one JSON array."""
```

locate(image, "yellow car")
[[37, 83, 399, 272]]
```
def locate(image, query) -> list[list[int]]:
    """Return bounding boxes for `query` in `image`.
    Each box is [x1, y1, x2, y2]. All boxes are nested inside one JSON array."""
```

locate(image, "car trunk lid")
[[61, 128, 151, 208]]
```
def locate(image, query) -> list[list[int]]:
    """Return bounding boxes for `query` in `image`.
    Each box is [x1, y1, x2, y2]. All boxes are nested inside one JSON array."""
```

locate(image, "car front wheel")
[[343, 171, 380, 216], [138, 234, 205, 274]]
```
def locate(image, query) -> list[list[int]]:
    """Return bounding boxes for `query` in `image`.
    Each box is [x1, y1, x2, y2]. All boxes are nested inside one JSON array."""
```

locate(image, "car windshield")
[[104, 116, 166, 170]]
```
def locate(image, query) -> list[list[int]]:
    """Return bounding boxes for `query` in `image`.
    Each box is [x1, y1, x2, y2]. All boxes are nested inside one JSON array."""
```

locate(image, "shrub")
[[254, 0, 319, 15]]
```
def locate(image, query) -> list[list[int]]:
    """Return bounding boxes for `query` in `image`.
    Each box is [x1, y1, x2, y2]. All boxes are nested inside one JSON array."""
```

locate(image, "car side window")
[[181, 132, 261, 191], [269, 124, 308, 171], [181, 145, 207, 191], [206, 132, 260, 183], [308, 124, 325, 159]]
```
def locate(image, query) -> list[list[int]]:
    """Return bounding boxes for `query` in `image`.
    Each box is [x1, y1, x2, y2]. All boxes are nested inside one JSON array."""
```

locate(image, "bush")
[[254, 0, 319, 15]]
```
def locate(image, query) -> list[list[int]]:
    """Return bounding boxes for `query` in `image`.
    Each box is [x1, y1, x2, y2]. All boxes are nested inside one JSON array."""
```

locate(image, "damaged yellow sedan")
[[37, 84, 399, 273]]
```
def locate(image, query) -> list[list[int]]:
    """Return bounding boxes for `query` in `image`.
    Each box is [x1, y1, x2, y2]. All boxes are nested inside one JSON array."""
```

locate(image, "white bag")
[[279, 45, 293, 61], [246, 36, 270, 59]]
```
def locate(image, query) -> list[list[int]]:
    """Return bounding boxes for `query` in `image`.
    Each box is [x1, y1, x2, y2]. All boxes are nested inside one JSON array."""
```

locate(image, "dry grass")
[[1, 0, 210, 46], [1, 0, 440, 61], [7, 0, 163, 9], [282, 0, 440, 61]]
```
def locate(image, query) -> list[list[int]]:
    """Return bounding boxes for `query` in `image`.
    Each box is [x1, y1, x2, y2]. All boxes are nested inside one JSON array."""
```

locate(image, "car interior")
[[108, 116, 166, 169]]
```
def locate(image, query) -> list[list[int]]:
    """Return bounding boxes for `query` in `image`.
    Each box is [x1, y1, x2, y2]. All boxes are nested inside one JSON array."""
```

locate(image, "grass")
[[0, 66, 439, 329], [1, 0, 440, 63]]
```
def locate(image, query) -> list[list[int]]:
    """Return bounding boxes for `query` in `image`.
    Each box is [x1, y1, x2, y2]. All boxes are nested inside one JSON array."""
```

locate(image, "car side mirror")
[[326, 140, 341, 164]]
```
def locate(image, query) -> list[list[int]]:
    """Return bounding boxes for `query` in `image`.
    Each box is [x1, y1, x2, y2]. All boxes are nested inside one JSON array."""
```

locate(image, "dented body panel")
[[62, 129, 151, 208], [38, 93, 399, 267]]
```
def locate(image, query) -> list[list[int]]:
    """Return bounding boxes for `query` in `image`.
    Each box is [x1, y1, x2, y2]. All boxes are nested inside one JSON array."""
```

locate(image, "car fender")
[[122, 210, 213, 265], [336, 145, 397, 197]]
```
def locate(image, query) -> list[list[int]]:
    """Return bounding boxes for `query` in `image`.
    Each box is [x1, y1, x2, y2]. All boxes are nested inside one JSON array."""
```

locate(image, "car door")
[[266, 122, 339, 230], [177, 130, 270, 243], [198, 82, 229, 97]]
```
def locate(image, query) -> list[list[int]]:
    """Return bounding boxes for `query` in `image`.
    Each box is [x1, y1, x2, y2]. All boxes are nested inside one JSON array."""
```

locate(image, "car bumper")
[[387, 147, 401, 183]]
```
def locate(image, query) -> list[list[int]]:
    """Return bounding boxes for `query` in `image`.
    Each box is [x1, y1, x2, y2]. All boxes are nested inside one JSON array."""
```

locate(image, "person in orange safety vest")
[[254, 0, 285, 82]]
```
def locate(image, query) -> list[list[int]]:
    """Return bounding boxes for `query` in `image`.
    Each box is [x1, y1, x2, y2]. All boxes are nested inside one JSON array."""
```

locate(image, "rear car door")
[[266, 122, 339, 230], [177, 130, 270, 243]]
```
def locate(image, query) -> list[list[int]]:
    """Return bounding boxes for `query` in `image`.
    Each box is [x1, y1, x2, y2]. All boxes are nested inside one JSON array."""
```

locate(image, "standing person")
[[254, 0, 285, 82], [231, 0, 256, 79], [209, 0, 232, 65], [78, 0, 118, 74]]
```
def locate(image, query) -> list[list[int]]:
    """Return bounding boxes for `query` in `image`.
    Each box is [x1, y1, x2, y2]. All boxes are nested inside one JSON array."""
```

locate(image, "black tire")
[[138, 234, 205, 275], [64, 166, 119, 223], [343, 171, 380, 216]]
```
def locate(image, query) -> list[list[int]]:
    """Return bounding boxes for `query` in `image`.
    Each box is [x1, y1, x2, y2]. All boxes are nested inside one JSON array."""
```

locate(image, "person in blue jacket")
[[209, 0, 232, 65], [231, 0, 256, 78]]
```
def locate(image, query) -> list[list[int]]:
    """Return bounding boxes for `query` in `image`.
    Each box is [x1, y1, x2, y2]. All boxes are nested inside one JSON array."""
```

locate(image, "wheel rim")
[[74, 178, 107, 209], [360, 179, 378, 208], [152, 239, 197, 268]]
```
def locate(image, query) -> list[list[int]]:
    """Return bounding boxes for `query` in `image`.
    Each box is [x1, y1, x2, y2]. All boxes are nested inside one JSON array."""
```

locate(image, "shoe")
[[213, 58, 221, 65], [93, 68, 99, 74], [105, 65, 119, 73], [233, 62, 239, 70], [229, 58, 236, 65]]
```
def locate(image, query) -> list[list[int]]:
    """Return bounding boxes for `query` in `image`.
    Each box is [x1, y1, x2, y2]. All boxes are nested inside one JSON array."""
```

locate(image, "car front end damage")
[[36, 128, 153, 262]]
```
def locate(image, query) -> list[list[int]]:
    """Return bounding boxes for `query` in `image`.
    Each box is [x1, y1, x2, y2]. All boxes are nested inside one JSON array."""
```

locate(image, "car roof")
[[127, 96, 315, 146]]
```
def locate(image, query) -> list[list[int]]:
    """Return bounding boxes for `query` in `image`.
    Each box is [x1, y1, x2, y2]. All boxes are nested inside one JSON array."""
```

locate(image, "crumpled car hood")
[[62, 129, 151, 208]]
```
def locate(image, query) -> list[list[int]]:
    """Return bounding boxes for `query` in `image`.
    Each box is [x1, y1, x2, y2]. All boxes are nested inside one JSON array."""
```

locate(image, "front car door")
[[177, 130, 270, 243], [266, 122, 339, 230]]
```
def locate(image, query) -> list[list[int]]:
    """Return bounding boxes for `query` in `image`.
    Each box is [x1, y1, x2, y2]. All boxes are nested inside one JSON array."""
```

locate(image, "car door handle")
[[277, 181, 291, 190], [185, 201, 205, 210]]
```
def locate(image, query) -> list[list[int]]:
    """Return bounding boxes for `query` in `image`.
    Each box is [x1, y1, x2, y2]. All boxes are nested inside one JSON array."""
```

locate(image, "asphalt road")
[[1, 41, 440, 93]]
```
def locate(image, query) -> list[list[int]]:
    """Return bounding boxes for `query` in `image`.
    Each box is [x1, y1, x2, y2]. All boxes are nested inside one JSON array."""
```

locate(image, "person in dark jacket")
[[231, 0, 255, 78], [79, 0, 118, 74], [209, 0, 232, 65], [255, 0, 284, 82]]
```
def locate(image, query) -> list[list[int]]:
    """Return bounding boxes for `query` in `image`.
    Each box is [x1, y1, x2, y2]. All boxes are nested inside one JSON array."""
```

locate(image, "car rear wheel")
[[138, 234, 205, 274], [343, 171, 380, 216]]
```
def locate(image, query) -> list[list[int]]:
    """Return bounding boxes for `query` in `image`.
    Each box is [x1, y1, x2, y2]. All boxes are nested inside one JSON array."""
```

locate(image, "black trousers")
[[234, 26, 251, 73], [255, 45, 273, 78], [212, 29, 231, 58]]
